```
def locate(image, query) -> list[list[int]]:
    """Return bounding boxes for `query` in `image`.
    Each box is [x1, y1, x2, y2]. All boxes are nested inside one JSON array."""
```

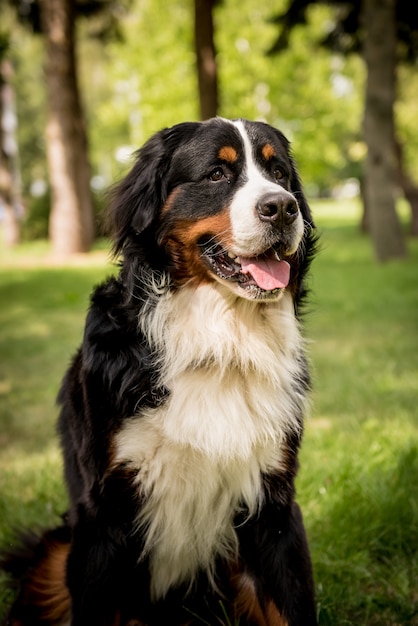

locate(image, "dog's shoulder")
[[60, 275, 157, 420]]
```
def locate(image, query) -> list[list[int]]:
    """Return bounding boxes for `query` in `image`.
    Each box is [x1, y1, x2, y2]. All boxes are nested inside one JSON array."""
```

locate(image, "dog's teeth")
[[236, 256, 241, 264], [227, 251, 236, 259]]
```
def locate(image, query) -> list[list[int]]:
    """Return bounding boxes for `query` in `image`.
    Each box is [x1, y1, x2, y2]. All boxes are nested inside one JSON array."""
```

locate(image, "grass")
[[300, 199, 418, 625], [0, 199, 417, 624], [0, 246, 116, 613]]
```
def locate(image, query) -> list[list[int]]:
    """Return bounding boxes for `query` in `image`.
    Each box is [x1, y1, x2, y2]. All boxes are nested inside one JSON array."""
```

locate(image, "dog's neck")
[[140, 279, 301, 374]]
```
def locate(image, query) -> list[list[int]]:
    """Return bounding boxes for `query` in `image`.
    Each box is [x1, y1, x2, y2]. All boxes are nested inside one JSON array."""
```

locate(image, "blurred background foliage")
[[4, 0, 415, 208], [1, 0, 417, 249]]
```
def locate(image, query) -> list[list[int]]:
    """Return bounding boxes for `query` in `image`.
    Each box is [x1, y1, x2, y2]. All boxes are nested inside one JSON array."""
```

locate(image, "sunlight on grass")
[[0, 443, 67, 544], [311, 197, 363, 224], [0, 441, 61, 473], [298, 201, 418, 625]]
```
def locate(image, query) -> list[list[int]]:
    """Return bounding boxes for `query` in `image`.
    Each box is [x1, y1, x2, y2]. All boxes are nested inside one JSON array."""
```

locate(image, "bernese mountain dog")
[[2, 118, 318, 626]]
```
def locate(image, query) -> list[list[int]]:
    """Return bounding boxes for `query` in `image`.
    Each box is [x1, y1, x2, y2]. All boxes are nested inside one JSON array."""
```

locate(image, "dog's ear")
[[108, 123, 201, 256], [107, 131, 169, 256]]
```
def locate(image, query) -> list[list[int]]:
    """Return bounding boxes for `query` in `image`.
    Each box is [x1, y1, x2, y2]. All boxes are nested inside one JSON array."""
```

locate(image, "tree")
[[194, 0, 219, 119], [39, 0, 95, 255], [270, 0, 418, 261], [361, 0, 406, 260], [7, 0, 127, 254], [0, 49, 21, 247], [395, 137, 418, 237]]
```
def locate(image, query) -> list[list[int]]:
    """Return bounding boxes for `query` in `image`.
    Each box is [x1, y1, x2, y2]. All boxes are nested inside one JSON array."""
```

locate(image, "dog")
[[3, 118, 318, 626]]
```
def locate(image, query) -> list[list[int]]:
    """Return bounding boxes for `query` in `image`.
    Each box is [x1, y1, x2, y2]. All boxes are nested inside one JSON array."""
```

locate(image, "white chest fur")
[[113, 283, 306, 598]]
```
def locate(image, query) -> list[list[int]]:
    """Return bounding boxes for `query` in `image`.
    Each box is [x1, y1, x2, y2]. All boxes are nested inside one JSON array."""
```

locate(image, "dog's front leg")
[[238, 500, 318, 626]]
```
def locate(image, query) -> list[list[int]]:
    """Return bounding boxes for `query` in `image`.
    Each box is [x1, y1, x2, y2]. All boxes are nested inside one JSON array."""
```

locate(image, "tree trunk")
[[394, 136, 418, 236], [0, 59, 21, 247], [359, 176, 369, 233], [194, 0, 219, 120], [39, 0, 95, 255], [362, 0, 406, 261]]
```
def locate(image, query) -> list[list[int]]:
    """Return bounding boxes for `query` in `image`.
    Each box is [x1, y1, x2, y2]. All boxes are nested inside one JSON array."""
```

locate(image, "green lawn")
[[0, 200, 417, 624]]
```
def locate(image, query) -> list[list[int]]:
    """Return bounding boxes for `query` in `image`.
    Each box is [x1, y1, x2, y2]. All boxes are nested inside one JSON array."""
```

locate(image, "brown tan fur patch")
[[233, 571, 288, 626], [163, 211, 233, 287], [17, 536, 71, 624], [266, 600, 289, 626], [218, 146, 238, 163], [262, 143, 276, 160], [161, 187, 182, 214]]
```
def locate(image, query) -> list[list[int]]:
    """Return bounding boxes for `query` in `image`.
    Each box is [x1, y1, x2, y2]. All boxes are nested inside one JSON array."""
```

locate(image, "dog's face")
[[111, 118, 314, 302]]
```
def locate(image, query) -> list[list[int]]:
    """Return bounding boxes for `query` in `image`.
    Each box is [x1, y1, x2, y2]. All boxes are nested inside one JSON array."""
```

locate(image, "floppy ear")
[[107, 122, 201, 256], [107, 131, 170, 256]]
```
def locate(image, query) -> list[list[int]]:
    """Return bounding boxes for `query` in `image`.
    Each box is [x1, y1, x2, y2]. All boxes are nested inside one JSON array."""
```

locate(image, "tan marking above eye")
[[262, 143, 276, 160], [218, 146, 238, 163]]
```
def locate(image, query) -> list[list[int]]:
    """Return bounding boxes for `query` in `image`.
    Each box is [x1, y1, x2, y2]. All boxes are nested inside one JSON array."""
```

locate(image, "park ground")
[[0, 198, 417, 625]]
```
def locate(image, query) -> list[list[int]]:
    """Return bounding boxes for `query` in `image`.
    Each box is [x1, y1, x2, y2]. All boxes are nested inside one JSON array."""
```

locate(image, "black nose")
[[256, 191, 299, 225]]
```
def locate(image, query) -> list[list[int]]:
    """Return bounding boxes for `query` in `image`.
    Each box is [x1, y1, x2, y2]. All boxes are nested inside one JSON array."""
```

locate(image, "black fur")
[[2, 118, 318, 626]]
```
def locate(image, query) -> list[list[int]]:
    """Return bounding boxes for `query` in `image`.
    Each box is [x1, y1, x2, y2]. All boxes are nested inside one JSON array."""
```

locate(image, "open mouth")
[[199, 239, 291, 293]]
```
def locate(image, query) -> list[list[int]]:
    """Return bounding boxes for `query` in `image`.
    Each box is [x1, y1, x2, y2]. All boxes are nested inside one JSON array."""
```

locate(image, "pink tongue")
[[240, 257, 290, 290]]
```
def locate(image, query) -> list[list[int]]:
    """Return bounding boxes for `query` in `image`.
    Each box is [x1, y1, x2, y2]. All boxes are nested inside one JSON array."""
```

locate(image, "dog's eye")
[[273, 168, 284, 182], [209, 167, 225, 182]]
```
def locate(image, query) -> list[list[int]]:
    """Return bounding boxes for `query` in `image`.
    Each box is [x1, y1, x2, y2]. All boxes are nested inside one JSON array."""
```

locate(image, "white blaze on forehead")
[[233, 119, 281, 193], [229, 121, 286, 255], [228, 120, 304, 258]]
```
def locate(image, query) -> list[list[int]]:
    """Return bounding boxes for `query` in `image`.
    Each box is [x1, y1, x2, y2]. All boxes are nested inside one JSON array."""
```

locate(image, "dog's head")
[[109, 117, 315, 303]]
